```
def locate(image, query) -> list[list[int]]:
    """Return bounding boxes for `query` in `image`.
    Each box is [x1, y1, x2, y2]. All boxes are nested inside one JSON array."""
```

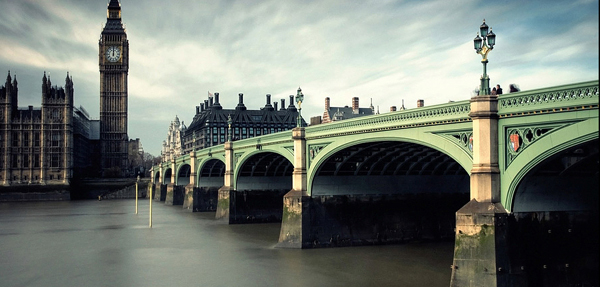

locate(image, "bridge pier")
[[216, 142, 234, 222], [451, 94, 512, 286], [277, 127, 310, 248], [183, 151, 197, 211], [183, 184, 194, 210]]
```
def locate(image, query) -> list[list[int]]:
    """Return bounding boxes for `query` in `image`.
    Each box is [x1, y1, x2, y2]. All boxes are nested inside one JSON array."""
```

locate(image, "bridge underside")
[[506, 139, 599, 285], [189, 159, 224, 212], [227, 152, 293, 223], [307, 141, 470, 247]]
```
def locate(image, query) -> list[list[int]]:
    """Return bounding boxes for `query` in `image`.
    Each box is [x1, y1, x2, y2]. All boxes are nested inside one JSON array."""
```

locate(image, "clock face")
[[106, 46, 121, 62]]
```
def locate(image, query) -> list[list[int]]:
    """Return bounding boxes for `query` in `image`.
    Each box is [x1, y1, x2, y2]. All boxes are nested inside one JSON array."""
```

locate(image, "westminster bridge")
[[151, 80, 598, 286]]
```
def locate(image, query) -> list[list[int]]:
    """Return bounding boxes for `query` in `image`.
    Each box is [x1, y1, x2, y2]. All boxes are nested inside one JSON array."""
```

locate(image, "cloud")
[[1, 0, 597, 156]]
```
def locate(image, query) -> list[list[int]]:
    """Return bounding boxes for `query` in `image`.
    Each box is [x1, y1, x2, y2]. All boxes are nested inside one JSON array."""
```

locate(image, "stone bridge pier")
[[450, 94, 510, 286]]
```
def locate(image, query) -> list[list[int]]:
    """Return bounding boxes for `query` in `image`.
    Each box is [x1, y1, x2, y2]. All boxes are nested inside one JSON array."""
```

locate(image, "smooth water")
[[0, 200, 453, 287]]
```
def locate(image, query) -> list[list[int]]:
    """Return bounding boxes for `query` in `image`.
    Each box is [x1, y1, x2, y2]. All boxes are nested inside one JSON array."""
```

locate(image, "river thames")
[[0, 200, 453, 287]]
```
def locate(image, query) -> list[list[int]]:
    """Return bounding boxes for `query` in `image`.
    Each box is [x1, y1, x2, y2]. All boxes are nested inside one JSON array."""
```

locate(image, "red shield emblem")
[[510, 133, 520, 152], [468, 135, 473, 152]]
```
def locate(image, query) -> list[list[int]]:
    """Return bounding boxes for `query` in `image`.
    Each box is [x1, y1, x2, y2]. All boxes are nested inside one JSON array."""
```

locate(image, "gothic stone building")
[[99, 0, 129, 174], [161, 115, 186, 162], [0, 72, 74, 185]]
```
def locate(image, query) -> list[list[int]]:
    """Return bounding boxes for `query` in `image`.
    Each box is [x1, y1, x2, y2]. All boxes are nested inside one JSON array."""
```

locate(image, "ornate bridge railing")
[[498, 80, 599, 117], [305, 100, 472, 139]]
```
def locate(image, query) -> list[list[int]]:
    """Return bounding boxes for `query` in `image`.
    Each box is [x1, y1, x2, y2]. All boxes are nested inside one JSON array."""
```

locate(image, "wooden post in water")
[[135, 176, 139, 214], [149, 183, 153, 228]]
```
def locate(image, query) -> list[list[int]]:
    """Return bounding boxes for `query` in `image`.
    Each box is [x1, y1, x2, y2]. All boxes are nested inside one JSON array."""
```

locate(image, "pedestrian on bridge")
[[496, 84, 503, 95]]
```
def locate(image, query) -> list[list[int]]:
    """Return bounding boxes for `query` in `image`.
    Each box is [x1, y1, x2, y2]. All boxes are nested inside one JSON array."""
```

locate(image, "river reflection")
[[0, 200, 453, 287]]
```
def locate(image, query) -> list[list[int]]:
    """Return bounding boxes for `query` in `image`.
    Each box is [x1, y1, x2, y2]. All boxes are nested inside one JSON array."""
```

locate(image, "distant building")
[[162, 91, 305, 158], [128, 138, 144, 176], [310, 116, 322, 126], [73, 106, 101, 177], [161, 116, 186, 162], [322, 97, 375, 123], [1, 72, 76, 185]]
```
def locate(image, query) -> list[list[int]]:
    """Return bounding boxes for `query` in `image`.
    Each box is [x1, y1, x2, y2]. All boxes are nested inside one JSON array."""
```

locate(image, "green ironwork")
[[153, 80, 598, 212]]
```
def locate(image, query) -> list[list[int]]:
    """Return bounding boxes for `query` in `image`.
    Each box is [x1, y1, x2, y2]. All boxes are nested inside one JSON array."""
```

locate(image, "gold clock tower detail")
[[99, 0, 129, 174]]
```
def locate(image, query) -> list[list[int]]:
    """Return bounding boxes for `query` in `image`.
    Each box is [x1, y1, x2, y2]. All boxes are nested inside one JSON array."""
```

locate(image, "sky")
[[1, 0, 598, 156]]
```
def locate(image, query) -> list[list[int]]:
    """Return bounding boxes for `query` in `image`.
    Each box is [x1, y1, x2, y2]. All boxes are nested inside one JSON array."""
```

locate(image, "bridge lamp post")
[[295, 87, 304, 127], [473, 19, 496, 95], [192, 133, 196, 152], [227, 114, 233, 142]]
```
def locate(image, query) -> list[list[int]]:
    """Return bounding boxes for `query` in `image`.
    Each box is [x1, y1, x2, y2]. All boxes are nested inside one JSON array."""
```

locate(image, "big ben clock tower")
[[99, 0, 129, 174]]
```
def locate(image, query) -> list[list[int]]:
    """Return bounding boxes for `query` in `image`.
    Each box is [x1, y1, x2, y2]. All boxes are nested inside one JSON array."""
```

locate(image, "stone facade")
[[322, 97, 375, 123], [99, 0, 129, 174], [1, 72, 74, 185], [161, 116, 185, 162], [179, 92, 304, 154]]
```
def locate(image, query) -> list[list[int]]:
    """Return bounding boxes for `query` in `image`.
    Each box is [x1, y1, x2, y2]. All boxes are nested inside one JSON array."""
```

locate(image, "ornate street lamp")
[[192, 132, 196, 151], [227, 114, 233, 142], [474, 19, 496, 95], [295, 87, 304, 127]]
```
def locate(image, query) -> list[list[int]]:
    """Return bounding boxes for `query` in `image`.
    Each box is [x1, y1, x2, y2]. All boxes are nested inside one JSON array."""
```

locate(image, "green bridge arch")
[[306, 123, 474, 195], [501, 117, 599, 210]]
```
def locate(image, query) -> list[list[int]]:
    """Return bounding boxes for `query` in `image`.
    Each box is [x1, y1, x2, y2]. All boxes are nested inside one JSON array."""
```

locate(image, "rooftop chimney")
[[236, 93, 246, 111], [325, 97, 330, 110], [390, 106, 397, 112], [209, 96, 213, 107], [352, 97, 359, 114], [264, 94, 274, 110], [280, 99, 286, 110], [213, 92, 222, 110], [288, 95, 297, 111], [417, 99, 424, 108], [196, 106, 200, 114]]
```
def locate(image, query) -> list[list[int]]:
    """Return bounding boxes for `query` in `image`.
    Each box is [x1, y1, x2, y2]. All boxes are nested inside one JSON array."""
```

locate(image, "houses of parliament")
[[0, 0, 130, 186]]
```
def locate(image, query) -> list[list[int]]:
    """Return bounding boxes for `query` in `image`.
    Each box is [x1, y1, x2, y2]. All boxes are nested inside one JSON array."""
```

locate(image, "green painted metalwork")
[[498, 80, 599, 210], [153, 80, 598, 212]]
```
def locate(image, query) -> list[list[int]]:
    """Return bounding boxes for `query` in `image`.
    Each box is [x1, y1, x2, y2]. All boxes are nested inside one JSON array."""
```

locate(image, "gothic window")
[[51, 155, 59, 168], [23, 133, 29, 147], [213, 127, 218, 134], [234, 128, 239, 135], [12, 154, 18, 168], [270, 128, 275, 134], [23, 155, 29, 168], [249, 128, 254, 135], [34, 132, 40, 147], [52, 109, 59, 120], [52, 133, 60, 147], [34, 154, 40, 168], [242, 127, 247, 135], [220, 127, 225, 134], [12, 132, 19, 146], [220, 135, 224, 143]]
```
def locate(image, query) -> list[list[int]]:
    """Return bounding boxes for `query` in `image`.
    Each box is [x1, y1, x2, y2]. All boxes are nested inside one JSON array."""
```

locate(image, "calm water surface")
[[0, 200, 453, 287]]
